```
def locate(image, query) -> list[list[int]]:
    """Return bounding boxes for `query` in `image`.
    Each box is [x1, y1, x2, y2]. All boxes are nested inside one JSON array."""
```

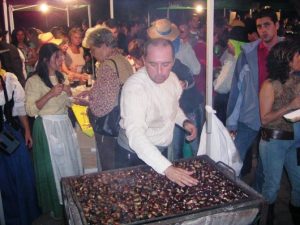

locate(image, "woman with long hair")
[[11, 27, 37, 75], [259, 39, 300, 224], [25, 43, 83, 219]]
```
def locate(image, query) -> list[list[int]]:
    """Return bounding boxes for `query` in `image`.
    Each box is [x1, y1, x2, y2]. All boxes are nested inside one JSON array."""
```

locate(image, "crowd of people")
[[0, 6, 299, 225]]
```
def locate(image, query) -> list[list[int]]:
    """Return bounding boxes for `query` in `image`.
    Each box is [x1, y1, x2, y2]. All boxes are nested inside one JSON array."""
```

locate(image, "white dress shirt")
[[119, 67, 187, 174], [0, 72, 26, 116]]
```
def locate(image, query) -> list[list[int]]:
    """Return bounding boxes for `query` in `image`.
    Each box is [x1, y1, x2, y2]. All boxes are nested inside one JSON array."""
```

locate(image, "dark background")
[[0, 0, 299, 32]]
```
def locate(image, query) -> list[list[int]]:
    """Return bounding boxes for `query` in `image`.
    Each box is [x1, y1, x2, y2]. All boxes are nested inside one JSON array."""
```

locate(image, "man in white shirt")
[[117, 38, 198, 187]]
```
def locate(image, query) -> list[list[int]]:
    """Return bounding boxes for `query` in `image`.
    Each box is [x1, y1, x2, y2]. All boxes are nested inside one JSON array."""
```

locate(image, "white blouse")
[[0, 72, 26, 117]]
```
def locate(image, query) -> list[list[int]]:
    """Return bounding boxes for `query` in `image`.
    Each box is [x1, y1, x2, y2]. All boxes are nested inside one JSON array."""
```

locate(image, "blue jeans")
[[259, 139, 300, 206], [234, 122, 259, 161], [234, 122, 263, 192], [293, 122, 300, 148], [172, 105, 203, 160]]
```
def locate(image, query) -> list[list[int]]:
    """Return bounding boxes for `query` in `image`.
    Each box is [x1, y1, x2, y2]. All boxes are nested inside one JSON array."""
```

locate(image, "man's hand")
[[183, 120, 197, 141], [164, 165, 198, 187]]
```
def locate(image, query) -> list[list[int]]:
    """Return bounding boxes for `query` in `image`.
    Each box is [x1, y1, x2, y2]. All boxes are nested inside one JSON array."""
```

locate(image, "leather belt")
[[261, 127, 294, 141]]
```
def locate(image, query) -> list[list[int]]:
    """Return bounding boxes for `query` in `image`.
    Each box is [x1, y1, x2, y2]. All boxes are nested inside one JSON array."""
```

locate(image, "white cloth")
[[42, 114, 83, 204], [65, 47, 85, 73], [0, 72, 26, 116], [198, 106, 242, 175], [213, 53, 237, 94], [175, 40, 201, 75], [17, 49, 27, 79], [120, 67, 187, 174]]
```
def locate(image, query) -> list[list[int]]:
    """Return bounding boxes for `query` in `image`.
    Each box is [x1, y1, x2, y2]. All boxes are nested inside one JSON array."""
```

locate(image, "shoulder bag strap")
[[109, 59, 120, 79]]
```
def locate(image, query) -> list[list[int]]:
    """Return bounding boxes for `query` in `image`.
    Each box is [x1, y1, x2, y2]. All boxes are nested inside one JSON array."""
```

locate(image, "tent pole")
[[66, 6, 70, 27], [8, 5, 15, 35], [205, 0, 214, 153], [3, 0, 9, 42], [110, 0, 114, 19], [88, 5, 92, 27]]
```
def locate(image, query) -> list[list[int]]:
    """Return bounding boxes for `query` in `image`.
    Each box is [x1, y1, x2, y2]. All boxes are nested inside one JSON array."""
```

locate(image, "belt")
[[261, 127, 294, 141]]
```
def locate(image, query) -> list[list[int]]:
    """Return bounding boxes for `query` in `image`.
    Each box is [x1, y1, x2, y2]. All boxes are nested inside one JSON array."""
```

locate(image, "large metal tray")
[[61, 155, 266, 225]]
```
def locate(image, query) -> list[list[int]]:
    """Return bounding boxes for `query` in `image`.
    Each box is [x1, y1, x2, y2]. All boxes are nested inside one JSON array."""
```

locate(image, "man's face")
[[143, 44, 174, 84], [256, 17, 278, 44], [109, 28, 119, 38], [179, 24, 189, 40]]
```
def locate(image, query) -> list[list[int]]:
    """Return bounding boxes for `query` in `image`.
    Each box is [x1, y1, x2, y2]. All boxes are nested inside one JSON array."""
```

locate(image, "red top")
[[257, 41, 269, 91]]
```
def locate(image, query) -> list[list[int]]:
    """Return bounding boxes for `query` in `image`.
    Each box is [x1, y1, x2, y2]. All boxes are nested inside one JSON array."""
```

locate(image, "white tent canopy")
[[2, 0, 91, 42]]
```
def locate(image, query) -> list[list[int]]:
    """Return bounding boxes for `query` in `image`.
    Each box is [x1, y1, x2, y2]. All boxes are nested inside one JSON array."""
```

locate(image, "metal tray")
[[61, 155, 266, 225]]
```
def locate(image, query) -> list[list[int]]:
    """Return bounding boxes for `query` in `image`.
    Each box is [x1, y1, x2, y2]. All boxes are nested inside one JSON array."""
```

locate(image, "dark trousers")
[[115, 144, 168, 169], [95, 133, 116, 171]]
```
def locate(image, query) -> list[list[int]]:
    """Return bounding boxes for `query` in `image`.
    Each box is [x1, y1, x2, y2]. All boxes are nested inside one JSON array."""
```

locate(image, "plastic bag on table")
[[72, 104, 94, 137], [197, 105, 242, 176]]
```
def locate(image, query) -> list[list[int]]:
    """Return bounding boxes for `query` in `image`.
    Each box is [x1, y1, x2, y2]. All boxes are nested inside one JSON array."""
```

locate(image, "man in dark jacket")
[[0, 28, 25, 86]]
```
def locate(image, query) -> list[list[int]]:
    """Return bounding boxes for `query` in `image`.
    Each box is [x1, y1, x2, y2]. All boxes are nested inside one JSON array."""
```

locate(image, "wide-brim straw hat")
[[38, 32, 63, 46], [147, 18, 179, 41]]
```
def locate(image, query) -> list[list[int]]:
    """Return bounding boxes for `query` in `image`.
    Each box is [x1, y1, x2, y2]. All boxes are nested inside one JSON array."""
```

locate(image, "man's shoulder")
[[242, 40, 261, 55], [123, 68, 148, 88]]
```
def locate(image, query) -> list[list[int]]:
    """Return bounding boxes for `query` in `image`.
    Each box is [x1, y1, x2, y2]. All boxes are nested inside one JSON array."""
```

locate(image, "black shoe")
[[267, 204, 275, 225], [289, 203, 300, 225]]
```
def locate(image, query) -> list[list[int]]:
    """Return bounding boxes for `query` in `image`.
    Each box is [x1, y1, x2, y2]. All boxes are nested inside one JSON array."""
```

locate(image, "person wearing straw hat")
[[147, 18, 200, 76]]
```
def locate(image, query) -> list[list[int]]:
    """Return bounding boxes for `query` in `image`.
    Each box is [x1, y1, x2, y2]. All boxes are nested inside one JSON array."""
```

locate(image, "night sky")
[[0, 0, 299, 32]]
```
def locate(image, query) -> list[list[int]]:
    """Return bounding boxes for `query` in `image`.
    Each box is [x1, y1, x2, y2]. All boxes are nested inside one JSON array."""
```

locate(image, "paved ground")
[[32, 128, 294, 225]]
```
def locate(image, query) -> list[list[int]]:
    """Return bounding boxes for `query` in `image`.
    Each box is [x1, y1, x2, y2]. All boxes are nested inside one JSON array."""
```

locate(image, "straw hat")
[[38, 32, 63, 46], [147, 18, 179, 41]]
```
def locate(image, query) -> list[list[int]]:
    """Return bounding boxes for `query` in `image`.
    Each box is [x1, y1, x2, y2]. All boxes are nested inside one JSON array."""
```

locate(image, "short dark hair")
[[255, 7, 278, 24], [104, 19, 119, 29], [143, 38, 175, 59], [267, 39, 300, 84]]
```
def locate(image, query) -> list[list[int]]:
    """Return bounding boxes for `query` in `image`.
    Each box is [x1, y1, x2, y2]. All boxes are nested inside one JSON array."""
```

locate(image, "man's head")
[[255, 8, 279, 45], [178, 20, 190, 42], [104, 19, 119, 38], [143, 38, 175, 84], [189, 15, 200, 31]]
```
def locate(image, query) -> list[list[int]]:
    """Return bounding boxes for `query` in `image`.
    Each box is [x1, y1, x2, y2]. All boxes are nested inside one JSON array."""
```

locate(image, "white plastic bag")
[[198, 106, 242, 176]]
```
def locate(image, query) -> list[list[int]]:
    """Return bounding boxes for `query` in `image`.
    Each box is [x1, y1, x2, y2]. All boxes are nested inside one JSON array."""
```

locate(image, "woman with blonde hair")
[[62, 27, 87, 83]]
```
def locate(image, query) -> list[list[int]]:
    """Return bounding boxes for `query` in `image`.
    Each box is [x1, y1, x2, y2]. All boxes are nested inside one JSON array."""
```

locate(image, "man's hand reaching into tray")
[[164, 165, 199, 187]]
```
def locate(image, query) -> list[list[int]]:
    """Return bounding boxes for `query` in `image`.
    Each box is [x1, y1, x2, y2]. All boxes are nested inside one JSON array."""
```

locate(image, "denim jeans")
[[259, 139, 300, 206], [234, 122, 259, 161], [234, 122, 263, 192], [293, 122, 300, 148]]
